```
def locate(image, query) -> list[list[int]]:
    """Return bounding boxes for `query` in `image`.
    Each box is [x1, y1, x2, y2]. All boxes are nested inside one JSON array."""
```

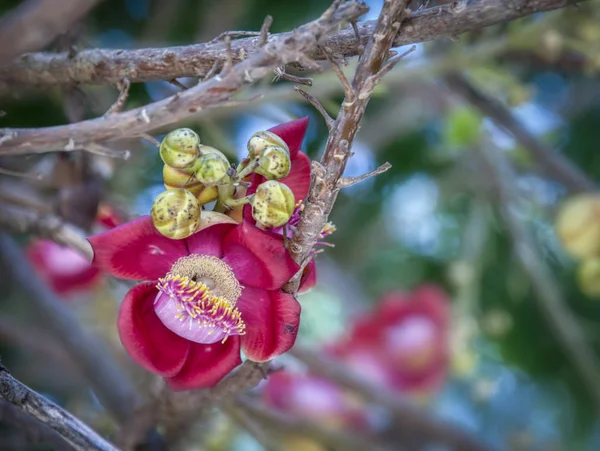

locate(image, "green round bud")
[[195, 152, 231, 186], [255, 145, 291, 180], [251, 180, 295, 228], [247, 131, 289, 159], [160, 128, 200, 169], [151, 189, 201, 240]]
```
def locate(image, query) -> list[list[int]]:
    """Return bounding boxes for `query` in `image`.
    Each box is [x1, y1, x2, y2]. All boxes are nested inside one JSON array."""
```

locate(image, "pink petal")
[[118, 282, 191, 377], [280, 152, 311, 203], [268, 117, 309, 159], [184, 222, 236, 257], [237, 287, 301, 361], [27, 240, 102, 295], [166, 338, 242, 390], [222, 221, 299, 290], [298, 259, 317, 294], [88, 216, 187, 281]]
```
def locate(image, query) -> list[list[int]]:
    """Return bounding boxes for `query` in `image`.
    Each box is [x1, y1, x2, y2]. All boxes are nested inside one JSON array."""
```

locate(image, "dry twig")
[[337, 161, 392, 188], [294, 86, 334, 130], [104, 78, 131, 115]]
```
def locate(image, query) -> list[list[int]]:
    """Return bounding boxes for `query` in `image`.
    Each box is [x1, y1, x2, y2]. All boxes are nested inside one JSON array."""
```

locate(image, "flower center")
[[154, 255, 245, 344]]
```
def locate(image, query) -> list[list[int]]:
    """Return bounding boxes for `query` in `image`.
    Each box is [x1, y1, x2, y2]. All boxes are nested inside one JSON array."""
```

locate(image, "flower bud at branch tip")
[[247, 130, 289, 159], [255, 145, 291, 180], [251, 180, 295, 228], [151, 188, 201, 240], [160, 128, 200, 169]]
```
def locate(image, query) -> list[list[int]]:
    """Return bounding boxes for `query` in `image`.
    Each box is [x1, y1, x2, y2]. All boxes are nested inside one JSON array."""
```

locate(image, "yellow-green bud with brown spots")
[[247, 130, 289, 159], [251, 180, 295, 228], [195, 146, 231, 186], [255, 145, 291, 180], [151, 188, 201, 240], [159, 128, 200, 169]]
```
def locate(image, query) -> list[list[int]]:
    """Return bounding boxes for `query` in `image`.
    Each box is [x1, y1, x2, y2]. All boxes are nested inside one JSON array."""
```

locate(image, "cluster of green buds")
[[151, 127, 297, 240]]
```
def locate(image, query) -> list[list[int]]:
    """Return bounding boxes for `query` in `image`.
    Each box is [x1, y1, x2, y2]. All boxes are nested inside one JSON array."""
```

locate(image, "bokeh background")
[[2, 0, 600, 450]]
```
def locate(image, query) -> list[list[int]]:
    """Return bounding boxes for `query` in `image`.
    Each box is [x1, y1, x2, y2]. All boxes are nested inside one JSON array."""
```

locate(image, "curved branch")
[[0, 0, 368, 156], [0, 0, 584, 90], [0, 361, 119, 451]]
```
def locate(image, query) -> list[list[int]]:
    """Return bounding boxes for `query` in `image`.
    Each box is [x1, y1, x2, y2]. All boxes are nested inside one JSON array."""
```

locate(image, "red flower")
[[27, 240, 102, 295], [88, 217, 302, 390], [331, 285, 450, 395], [263, 371, 367, 429]]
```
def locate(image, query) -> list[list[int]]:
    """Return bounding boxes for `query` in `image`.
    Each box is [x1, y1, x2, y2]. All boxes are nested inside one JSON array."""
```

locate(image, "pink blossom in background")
[[331, 284, 450, 395], [263, 371, 368, 430]]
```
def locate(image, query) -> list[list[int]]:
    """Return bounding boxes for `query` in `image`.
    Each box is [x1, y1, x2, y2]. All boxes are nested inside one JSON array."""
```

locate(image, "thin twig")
[[321, 46, 355, 101], [0, 231, 139, 424], [337, 161, 392, 188], [168, 78, 188, 90], [209, 30, 261, 44], [259, 15, 273, 46], [0, 0, 582, 90], [222, 36, 234, 75], [273, 67, 313, 85], [294, 86, 334, 131], [375, 44, 417, 81], [104, 78, 131, 115], [444, 72, 596, 193], [351, 20, 364, 56], [0, 361, 119, 451]]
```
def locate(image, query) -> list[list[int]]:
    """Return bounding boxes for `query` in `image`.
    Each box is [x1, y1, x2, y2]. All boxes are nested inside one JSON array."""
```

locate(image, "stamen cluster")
[[156, 274, 246, 344]]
